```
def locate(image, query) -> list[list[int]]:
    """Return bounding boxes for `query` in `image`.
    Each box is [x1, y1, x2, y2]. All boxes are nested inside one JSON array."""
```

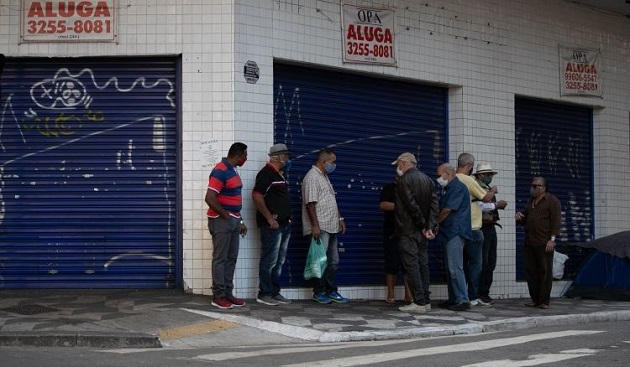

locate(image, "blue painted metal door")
[[0, 57, 178, 288], [273, 63, 448, 287], [515, 98, 594, 280]]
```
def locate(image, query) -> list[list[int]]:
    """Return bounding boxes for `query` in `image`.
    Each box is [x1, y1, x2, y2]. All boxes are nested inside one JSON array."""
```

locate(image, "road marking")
[[460, 348, 598, 366], [158, 319, 239, 340], [194, 338, 419, 361], [280, 330, 603, 367]]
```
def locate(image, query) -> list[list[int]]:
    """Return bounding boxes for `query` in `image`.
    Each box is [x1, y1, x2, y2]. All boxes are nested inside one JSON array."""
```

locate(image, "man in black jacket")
[[392, 152, 439, 313]]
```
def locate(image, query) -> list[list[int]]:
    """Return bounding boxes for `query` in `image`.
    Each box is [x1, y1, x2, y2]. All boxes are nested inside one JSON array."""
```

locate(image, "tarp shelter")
[[565, 231, 630, 301]]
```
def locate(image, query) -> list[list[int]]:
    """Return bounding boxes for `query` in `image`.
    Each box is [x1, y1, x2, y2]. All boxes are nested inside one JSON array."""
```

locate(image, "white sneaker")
[[475, 298, 493, 307], [398, 302, 430, 313], [470, 299, 479, 306]]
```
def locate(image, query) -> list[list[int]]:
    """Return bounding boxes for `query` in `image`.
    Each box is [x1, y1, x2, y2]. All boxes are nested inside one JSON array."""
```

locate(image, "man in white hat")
[[252, 143, 293, 306], [391, 152, 438, 313], [474, 163, 508, 305]]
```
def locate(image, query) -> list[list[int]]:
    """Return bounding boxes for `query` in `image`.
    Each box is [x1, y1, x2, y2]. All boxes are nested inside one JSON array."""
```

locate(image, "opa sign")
[[342, 4, 396, 66]]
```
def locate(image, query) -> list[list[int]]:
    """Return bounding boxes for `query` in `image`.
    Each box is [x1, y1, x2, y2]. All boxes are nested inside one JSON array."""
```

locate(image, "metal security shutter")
[[515, 98, 594, 281], [0, 57, 179, 288], [274, 62, 448, 287]]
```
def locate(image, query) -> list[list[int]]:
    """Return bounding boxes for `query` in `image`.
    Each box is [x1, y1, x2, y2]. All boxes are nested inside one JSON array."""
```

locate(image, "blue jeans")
[[444, 235, 468, 304], [398, 232, 430, 304], [311, 230, 340, 295], [208, 217, 241, 297], [464, 229, 484, 300], [258, 223, 291, 297]]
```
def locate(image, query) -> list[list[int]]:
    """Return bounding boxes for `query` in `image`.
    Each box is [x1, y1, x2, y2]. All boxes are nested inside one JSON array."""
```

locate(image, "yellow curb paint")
[[158, 320, 239, 340]]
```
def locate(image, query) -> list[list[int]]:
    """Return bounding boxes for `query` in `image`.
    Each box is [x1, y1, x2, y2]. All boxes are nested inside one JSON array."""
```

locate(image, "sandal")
[[385, 298, 396, 304]]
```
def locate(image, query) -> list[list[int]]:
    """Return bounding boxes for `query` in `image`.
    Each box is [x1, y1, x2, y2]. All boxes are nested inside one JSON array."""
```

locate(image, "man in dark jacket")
[[392, 152, 439, 313], [516, 176, 561, 310]]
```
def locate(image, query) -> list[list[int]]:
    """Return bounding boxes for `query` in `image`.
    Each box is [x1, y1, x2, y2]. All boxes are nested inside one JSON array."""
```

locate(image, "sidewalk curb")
[[480, 310, 630, 332], [0, 331, 161, 348], [183, 308, 630, 343], [2, 309, 628, 348]]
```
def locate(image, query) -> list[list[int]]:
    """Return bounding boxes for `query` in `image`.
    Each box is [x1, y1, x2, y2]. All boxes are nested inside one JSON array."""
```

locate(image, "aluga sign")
[[21, 0, 117, 43], [342, 4, 396, 66]]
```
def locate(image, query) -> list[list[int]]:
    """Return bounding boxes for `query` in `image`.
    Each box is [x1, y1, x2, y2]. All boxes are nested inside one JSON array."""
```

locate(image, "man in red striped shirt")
[[205, 142, 248, 309]]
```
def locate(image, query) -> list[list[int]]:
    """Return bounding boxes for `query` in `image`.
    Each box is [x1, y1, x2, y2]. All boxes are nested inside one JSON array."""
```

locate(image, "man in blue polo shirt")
[[205, 142, 248, 309], [435, 163, 472, 311]]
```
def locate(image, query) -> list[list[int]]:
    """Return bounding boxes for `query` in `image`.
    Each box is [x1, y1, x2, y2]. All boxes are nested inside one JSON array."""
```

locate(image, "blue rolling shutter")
[[0, 57, 178, 288], [274, 62, 448, 287], [515, 98, 594, 280]]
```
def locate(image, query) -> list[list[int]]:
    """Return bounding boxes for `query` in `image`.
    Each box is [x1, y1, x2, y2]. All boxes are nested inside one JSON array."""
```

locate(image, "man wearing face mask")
[[455, 153, 497, 307], [516, 177, 561, 310], [436, 163, 472, 311], [302, 147, 348, 304], [252, 143, 293, 306], [391, 152, 438, 313], [205, 142, 249, 309], [473, 163, 508, 305]]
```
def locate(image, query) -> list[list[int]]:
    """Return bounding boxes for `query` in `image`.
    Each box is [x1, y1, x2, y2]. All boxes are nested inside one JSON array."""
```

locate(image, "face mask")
[[325, 162, 336, 174], [396, 167, 404, 177], [282, 159, 292, 172], [530, 186, 538, 197], [480, 176, 493, 186], [437, 176, 448, 187]]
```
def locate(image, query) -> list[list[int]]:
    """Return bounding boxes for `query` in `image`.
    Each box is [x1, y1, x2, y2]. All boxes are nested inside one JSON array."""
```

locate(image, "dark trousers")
[[311, 230, 340, 295], [208, 217, 241, 297], [524, 244, 554, 305], [398, 232, 430, 305], [479, 224, 498, 298]]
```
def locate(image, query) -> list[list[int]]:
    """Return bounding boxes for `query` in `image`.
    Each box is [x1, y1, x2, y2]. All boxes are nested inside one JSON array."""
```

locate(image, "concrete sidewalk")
[[1, 289, 629, 348]]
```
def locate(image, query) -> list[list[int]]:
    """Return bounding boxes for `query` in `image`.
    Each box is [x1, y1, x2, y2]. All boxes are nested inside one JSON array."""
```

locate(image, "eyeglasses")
[[531, 184, 543, 188]]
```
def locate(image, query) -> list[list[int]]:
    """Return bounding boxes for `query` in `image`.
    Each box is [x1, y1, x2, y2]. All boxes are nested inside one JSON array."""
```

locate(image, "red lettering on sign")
[[28, 1, 111, 18], [347, 24, 393, 44], [565, 63, 597, 75]]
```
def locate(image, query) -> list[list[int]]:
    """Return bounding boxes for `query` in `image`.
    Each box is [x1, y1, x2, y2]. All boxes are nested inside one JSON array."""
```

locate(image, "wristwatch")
[[550, 236, 556, 242]]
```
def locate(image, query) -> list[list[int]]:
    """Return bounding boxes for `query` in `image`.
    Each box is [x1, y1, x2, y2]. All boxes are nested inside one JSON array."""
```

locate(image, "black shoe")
[[448, 302, 471, 311], [439, 300, 455, 309], [479, 295, 495, 305]]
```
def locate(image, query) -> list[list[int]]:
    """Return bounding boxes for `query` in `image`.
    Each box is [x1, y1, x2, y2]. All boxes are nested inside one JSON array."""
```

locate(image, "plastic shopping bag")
[[304, 237, 327, 280], [553, 250, 569, 279]]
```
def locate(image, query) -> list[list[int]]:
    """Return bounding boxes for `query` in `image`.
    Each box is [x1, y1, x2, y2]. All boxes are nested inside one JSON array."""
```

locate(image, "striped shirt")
[[301, 165, 339, 235], [207, 158, 242, 218]]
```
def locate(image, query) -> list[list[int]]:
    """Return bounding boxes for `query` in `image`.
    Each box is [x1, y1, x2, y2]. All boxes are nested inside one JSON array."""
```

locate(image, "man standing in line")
[[436, 163, 472, 311], [516, 176, 561, 310], [391, 153, 438, 314], [455, 152, 496, 306], [205, 142, 248, 309], [302, 147, 348, 304], [252, 143, 293, 306], [474, 163, 508, 305], [379, 174, 413, 305]]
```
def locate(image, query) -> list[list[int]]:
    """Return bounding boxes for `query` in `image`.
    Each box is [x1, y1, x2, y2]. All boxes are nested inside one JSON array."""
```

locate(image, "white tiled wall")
[[2, 0, 628, 300]]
